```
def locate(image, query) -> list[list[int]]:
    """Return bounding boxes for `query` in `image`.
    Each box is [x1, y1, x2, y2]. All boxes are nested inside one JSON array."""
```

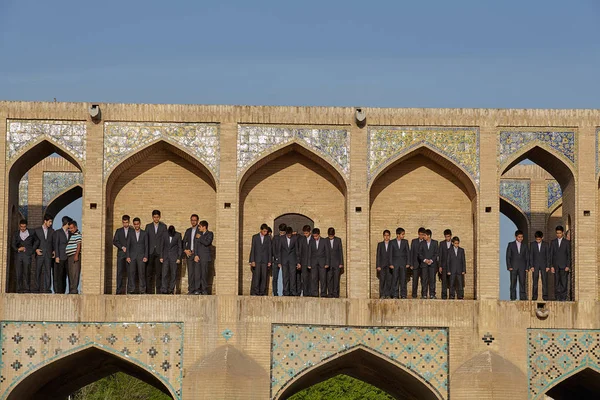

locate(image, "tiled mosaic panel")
[[368, 126, 479, 185], [6, 120, 86, 164], [500, 179, 531, 215], [0, 322, 183, 399], [237, 125, 349, 178], [43, 172, 84, 207], [547, 180, 562, 210], [499, 130, 575, 168], [528, 329, 600, 399], [271, 325, 448, 399], [104, 122, 220, 179], [18, 174, 28, 218]]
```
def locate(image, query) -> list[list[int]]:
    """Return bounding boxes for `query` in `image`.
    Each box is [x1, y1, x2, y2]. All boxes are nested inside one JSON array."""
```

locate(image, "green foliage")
[[72, 372, 171, 400], [288, 374, 394, 400]]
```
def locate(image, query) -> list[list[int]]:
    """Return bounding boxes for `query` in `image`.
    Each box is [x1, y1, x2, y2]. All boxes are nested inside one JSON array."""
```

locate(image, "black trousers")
[[15, 253, 31, 293], [129, 259, 146, 294], [411, 267, 421, 298], [53, 258, 68, 294], [34, 255, 53, 293], [116, 255, 128, 294], [185, 256, 196, 293], [301, 264, 311, 296], [532, 268, 548, 300], [310, 263, 328, 297], [327, 265, 341, 298], [509, 268, 527, 300], [556, 268, 570, 301], [449, 273, 464, 299], [251, 263, 268, 296], [421, 265, 437, 298], [282, 261, 298, 296], [295, 267, 302, 296], [161, 258, 178, 294], [146, 252, 162, 294], [378, 266, 392, 298], [391, 265, 408, 299], [198, 258, 210, 294], [440, 267, 449, 299], [272, 263, 280, 296]]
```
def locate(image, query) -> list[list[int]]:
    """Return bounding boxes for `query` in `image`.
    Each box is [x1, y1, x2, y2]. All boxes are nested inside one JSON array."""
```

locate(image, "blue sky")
[[3, 1, 597, 298]]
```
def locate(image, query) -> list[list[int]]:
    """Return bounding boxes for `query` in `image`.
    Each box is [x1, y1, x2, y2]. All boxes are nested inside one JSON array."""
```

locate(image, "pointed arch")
[[44, 184, 83, 219], [543, 366, 600, 399], [368, 144, 478, 201], [499, 144, 575, 187], [274, 345, 442, 400], [6, 345, 176, 399], [500, 196, 530, 241], [548, 199, 563, 217]]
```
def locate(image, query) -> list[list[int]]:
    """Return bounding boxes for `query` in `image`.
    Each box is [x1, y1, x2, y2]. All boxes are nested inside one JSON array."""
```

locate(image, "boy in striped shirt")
[[66, 221, 82, 294]]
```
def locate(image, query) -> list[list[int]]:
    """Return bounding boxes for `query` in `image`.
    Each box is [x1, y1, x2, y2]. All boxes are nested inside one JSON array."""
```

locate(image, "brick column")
[[347, 122, 369, 299], [215, 122, 238, 295], [80, 119, 104, 294]]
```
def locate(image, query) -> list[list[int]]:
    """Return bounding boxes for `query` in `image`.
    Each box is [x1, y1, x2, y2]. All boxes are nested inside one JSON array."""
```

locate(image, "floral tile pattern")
[[0, 322, 184, 399], [237, 125, 349, 178], [500, 179, 531, 216], [271, 325, 448, 399], [42, 172, 84, 207], [103, 122, 220, 179], [367, 126, 479, 186], [547, 180, 562, 210], [6, 120, 86, 165], [528, 329, 600, 399], [18, 174, 28, 219], [498, 130, 575, 169]]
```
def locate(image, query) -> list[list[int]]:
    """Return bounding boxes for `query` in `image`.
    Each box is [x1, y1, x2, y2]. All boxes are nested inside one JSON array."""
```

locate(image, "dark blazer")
[[439, 240, 453, 270], [183, 226, 200, 253], [162, 232, 182, 262], [145, 222, 167, 256], [194, 230, 213, 262], [279, 235, 300, 265], [446, 247, 466, 274], [272, 234, 285, 264], [307, 237, 330, 267], [33, 227, 54, 257], [550, 238, 571, 269], [418, 240, 439, 268], [529, 241, 550, 270], [12, 229, 36, 256], [53, 227, 70, 260], [112, 227, 130, 259], [506, 241, 529, 271], [249, 233, 272, 264], [390, 238, 410, 268], [376, 241, 391, 268], [410, 238, 423, 267], [126, 229, 149, 261], [298, 235, 312, 266], [327, 236, 344, 267]]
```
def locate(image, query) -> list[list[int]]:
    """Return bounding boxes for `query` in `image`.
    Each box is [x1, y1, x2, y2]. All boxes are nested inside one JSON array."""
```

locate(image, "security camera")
[[89, 104, 101, 122]]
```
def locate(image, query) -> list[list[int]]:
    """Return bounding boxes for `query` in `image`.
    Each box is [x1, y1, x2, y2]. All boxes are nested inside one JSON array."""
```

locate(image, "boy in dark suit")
[[53, 216, 72, 294], [145, 210, 167, 294], [194, 220, 214, 295], [376, 230, 392, 299], [529, 231, 549, 301], [271, 223, 287, 296], [112, 214, 131, 295], [550, 225, 571, 301], [410, 227, 426, 299], [33, 214, 54, 293], [279, 226, 300, 296], [307, 228, 330, 297], [418, 229, 439, 299], [12, 219, 37, 293], [126, 217, 148, 294], [249, 224, 272, 296], [446, 236, 466, 299], [298, 225, 312, 296], [183, 214, 200, 295], [438, 229, 453, 299], [389, 227, 410, 299], [326, 227, 344, 298], [506, 229, 529, 301], [160, 225, 182, 295]]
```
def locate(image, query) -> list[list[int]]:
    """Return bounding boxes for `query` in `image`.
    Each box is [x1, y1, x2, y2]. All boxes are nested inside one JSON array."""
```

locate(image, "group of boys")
[[11, 215, 82, 294], [112, 211, 213, 295], [506, 225, 572, 301], [376, 227, 466, 300], [249, 223, 344, 297]]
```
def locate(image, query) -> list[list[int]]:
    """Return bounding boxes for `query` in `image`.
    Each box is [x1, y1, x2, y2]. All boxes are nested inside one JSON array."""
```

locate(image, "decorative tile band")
[[499, 130, 575, 168], [0, 321, 184, 399], [237, 125, 349, 178], [547, 180, 562, 210], [500, 179, 531, 216], [367, 126, 479, 186], [104, 122, 220, 180], [528, 329, 600, 399], [6, 120, 86, 165], [271, 324, 448, 399], [43, 172, 84, 207], [18, 174, 28, 219]]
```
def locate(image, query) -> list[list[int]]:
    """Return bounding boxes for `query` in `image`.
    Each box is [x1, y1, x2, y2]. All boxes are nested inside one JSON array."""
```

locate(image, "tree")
[[289, 374, 394, 400], [72, 372, 171, 400]]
